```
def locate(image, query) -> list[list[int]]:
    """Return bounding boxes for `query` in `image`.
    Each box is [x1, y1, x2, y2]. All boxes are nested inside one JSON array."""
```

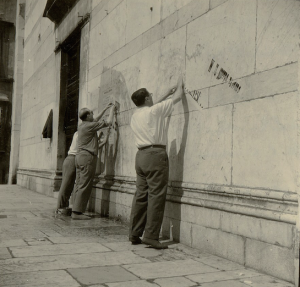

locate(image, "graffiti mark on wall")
[[185, 88, 204, 108], [208, 59, 241, 93]]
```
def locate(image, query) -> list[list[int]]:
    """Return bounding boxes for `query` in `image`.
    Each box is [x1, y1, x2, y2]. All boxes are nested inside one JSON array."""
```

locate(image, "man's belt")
[[138, 145, 166, 150], [78, 149, 96, 156]]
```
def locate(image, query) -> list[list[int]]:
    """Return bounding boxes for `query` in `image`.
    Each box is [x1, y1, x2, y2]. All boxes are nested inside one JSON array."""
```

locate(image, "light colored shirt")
[[131, 98, 173, 148], [68, 132, 78, 155], [78, 121, 105, 156]]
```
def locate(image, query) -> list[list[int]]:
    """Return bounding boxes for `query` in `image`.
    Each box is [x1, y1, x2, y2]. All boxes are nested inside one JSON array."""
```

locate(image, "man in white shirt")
[[56, 131, 78, 216], [129, 75, 184, 249]]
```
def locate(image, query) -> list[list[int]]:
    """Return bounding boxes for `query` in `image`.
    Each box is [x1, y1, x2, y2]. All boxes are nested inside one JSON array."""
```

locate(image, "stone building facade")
[[15, 0, 300, 284]]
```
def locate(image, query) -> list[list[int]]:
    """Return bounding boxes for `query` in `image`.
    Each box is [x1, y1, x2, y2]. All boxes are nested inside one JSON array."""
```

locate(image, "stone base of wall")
[[17, 168, 62, 198], [16, 171, 297, 283], [88, 175, 297, 284]]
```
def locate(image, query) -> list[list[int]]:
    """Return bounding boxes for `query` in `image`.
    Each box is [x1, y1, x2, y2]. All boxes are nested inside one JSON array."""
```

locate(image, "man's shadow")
[[164, 92, 189, 242], [88, 69, 129, 218]]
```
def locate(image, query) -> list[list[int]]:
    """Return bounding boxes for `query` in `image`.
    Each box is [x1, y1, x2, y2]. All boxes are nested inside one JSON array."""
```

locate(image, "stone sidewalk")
[[0, 185, 294, 287]]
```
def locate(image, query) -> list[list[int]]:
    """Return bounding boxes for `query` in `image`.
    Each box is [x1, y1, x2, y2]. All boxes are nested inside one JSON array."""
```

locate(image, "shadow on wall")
[[165, 92, 189, 242], [88, 68, 129, 217]]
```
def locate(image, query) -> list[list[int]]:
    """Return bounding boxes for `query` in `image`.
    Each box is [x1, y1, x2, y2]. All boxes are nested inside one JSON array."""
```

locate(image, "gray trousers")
[[73, 151, 97, 213], [56, 155, 76, 209], [129, 147, 169, 240]]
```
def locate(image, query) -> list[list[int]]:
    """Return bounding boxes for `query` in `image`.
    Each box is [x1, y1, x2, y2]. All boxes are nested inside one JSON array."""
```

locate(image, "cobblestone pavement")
[[0, 185, 294, 287]]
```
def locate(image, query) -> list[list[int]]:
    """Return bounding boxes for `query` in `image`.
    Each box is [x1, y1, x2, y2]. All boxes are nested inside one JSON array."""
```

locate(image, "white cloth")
[[131, 99, 173, 148], [68, 132, 78, 155]]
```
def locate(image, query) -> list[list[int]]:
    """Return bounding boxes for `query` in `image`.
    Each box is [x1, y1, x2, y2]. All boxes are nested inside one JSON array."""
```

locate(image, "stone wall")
[[86, 0, 299, 283], [18, 0, 299, 283]]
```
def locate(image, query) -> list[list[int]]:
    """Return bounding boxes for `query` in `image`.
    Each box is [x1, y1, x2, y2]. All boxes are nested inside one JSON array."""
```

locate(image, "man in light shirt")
[[129, 75, 184, 249], [56, 131, 78, 216]]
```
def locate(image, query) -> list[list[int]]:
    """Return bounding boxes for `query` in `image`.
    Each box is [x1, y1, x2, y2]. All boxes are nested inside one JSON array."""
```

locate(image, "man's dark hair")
[[79, 108, 90, 121], [131, 88, 149, 107]]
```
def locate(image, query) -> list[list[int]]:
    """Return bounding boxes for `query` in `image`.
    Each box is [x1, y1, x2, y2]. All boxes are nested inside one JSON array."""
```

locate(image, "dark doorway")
[[64, 38, 80, 155], [58, 30, 81, 160]]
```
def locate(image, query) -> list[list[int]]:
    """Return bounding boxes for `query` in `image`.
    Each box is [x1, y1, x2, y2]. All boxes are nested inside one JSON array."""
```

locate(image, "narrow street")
[[0, 185, 294, 287]]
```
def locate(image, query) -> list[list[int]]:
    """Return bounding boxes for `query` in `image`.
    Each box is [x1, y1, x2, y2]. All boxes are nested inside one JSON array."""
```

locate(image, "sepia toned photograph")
[[0, 0, 299, 286]]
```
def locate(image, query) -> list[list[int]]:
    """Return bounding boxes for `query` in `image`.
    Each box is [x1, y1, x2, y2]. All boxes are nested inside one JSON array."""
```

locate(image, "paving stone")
[[0, 239, 27, 248], [186, 269, 261, 284], [200, 280, 249, 287], [124, 259, 218, 279], [25, 238, 53, 246], [154, 276, 196, 287], [0, 248, 12, 259], [48, 236, 105, 244], [0, 251, 150, 274], [107, 280, 158, 287], [240, 275, 295, 287], [10, 242, 110, 257], [0, 270, 80, 286], [103, 241, 159, 253], [195, 255, 245, 271], [68, 266, 138, 285]]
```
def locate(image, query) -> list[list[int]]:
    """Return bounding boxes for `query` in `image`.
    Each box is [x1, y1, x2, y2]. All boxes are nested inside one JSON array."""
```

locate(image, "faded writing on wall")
[[208, 59, 241, 93], [185, 88, 203, 108]]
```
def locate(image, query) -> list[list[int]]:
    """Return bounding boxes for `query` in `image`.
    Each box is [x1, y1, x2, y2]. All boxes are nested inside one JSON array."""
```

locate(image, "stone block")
[[88, 61, 104, 82], [162, 11, 179, 38], [139, 41, 161, 96], [89, 1, 126, 65], [177, 0, 209, 28], [209, 63, 298, 108], [161, 0, 193, 19], [142, 22, 162, 49], [157, 26, 186, 100], [221, 212, 294, 248], [124, 259, 218, 279], [125, 0, 161, 44], [167, 105, 232, 185], [186, 0, 256, 91], [232, 92, 297, 191], [245, 239, 294, 282], [210, 0, 228, 9], [192, 224, 245, 264], [256, 0, 299, 72]]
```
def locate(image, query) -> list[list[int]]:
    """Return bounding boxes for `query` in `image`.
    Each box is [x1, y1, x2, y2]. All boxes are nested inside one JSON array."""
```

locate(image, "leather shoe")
[[130, 236, 142, 245], [142, 238, 168, 249], [56, 208, 72, 216], [71, 213, 91, 220]]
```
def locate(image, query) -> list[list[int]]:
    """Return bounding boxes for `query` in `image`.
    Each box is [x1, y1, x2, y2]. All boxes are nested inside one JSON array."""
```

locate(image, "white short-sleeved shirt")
[[68, 132, 78, 155], [130, 98, 173, 148]]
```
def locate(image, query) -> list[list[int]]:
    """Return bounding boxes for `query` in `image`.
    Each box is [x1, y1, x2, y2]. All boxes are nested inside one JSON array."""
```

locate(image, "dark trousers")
[[129, 147, 169, 240], [56, 155, 76, 209], [73, 151, 97, 213]]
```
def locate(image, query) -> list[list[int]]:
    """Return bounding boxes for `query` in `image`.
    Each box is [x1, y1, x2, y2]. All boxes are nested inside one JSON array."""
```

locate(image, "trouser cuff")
[[144, 231, 159, 240]]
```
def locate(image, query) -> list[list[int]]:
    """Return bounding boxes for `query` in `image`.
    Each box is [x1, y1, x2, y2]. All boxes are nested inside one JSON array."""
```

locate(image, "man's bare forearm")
[[94, 104, 112, 122], [155, 86, 177, 104]]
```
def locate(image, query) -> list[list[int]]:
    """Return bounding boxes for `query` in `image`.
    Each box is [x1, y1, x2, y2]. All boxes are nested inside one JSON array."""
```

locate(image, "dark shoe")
[[130, 236, 142, 245], [71, 213, 91, 220], [56, 208, 72, 216], [142, 238, 168, 249]]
